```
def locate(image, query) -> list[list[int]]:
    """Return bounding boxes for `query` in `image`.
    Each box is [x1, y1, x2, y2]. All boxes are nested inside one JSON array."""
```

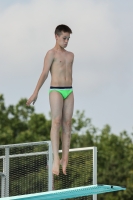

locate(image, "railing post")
[[93, 146, 97, 200], [48, 142, 53, 191], [4, 147, 10, 197]]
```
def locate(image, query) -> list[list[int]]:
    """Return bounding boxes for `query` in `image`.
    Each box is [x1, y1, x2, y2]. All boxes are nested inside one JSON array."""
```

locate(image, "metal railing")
[[58, 147, 97, 200], [0, 141, 53, 198], [0, 142, 97, 200]]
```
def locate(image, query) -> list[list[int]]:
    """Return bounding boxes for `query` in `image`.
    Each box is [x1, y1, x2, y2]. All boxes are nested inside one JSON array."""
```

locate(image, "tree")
[[0, 95, 51, 144]]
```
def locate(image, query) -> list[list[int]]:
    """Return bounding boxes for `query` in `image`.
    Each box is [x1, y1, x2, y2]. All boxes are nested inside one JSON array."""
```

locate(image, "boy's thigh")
[[49, 91, 63, 119], [62, 92, 74, 121]]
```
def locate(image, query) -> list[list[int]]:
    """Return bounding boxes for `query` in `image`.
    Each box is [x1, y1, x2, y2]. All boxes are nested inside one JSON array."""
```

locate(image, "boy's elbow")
[[43, 72, 48, 80], [45, 74, 48, 80]]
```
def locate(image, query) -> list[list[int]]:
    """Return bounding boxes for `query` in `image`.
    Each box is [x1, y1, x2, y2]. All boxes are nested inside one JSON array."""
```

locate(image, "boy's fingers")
[[26, 97, 37, 106], [33, 99, 37, 105], [26, 98, 32, 106], [26, 101, 30, 106]]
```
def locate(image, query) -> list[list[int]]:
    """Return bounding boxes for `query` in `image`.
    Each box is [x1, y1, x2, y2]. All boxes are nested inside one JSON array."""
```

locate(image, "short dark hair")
[[55, 24, 72, 36]]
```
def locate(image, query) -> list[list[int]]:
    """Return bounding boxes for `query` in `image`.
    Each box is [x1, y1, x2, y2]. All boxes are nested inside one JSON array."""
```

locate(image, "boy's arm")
[[33, 50, 54, 94], [26, 50, 54, 105]]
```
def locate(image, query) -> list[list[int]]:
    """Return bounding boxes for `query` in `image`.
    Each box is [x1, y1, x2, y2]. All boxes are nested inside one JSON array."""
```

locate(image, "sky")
[[0, 0, 133, 136]]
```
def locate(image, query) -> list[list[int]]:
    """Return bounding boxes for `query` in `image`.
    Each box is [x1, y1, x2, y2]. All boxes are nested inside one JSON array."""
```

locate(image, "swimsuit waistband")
[[50, 86, 72, 89]]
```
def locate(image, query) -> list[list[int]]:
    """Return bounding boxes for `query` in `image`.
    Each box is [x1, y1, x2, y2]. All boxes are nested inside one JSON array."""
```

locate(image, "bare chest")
[[53, 53, 73, 67]]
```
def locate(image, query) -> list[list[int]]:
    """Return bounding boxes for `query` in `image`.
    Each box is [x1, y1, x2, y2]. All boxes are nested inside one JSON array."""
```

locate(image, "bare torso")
[[50, 48, 74, 87]]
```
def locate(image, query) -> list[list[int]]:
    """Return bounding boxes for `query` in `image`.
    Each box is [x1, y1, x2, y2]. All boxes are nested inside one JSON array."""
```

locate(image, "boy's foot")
[[60, 158, 68, 175], [52, 158, 60, 175]]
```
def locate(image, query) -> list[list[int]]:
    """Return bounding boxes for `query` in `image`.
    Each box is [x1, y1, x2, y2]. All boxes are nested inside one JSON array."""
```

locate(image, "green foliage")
[[0, 94, 133, 199], [96, 128, 133, 200], [0, 95, 50, 144]]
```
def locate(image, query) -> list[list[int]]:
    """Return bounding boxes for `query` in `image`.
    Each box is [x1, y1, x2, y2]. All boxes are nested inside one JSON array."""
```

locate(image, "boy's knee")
[[66, 120, 71, 127], [62, 120, 71, 131], [53, 118, 62, 127]]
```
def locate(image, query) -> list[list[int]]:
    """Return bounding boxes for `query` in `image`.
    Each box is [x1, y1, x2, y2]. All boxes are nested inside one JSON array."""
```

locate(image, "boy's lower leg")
[[61, 121, 71, 175], [50, 120, 61, 175]]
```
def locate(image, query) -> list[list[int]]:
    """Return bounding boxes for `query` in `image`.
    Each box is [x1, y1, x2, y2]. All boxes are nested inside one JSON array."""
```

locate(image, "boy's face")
[[55, 31, 70, 48]]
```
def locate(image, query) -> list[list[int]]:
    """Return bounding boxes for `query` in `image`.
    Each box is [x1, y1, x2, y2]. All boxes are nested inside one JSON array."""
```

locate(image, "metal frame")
[[0, 141, 53, 198], [59, 146, 97, 200], [93, 147, 97, 200], [0, 143, 97, 200]]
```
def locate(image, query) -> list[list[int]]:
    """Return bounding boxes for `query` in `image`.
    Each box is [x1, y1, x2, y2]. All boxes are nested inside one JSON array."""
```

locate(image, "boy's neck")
[[54, 43, 65, 52]]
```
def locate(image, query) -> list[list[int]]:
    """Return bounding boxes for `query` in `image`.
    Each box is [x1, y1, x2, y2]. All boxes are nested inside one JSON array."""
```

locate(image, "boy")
[[26, 24, 74, 176]]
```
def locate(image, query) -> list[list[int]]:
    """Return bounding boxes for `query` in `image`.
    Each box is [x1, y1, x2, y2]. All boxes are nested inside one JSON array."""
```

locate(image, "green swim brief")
[[49, 86, 73, 99]]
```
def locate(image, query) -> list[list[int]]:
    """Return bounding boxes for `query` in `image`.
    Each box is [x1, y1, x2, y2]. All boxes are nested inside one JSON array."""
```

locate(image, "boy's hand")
[[26, 93, 38, 106]]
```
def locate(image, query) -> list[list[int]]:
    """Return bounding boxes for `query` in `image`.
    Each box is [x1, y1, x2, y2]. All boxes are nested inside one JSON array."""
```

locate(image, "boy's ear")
[[55, 34, 58, 40]]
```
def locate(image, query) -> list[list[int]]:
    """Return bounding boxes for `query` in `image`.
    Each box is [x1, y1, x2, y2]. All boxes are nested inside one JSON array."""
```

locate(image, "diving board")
[[1, 184, 126, 200]]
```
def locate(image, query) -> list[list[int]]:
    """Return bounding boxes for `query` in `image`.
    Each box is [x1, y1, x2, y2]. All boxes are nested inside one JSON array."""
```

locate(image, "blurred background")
[[0, 0, 133, 135]]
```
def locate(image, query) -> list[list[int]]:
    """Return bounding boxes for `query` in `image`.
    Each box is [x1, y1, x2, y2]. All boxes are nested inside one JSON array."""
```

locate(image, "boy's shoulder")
[[44, 49, 55, 60], [46, 48, 55, 56], [65, 50, 74, 57], [45, 49, 74, 57]]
